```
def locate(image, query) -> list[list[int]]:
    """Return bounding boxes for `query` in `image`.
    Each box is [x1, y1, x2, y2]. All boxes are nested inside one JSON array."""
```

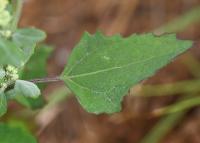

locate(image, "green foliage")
[[0, 39, 25, 67], [0, 91, 7, 116], [12, 28, 46, 47], [0, 27, 46, 115], [7, 80, 41, 109], [0, 28, 46, 68], [14, 80, 40, 98], [15, 95, 45, 109], [17, 44, 52, 109], [0, 122, 37, 143], [0, 0, 8, 11], [0, 30, 193, 115], [20, 44, 52, 83], [0, 1, 197, 143], [12, 28, 46, 64], [0, 0, 11, 28], [0, 44, 52, 110], [2, 45, 52, 109], [61, 31, 192, 114]]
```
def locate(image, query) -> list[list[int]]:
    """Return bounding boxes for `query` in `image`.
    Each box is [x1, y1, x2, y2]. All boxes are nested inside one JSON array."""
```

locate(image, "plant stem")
[[11, 0, 23, 31], [29, 77, 62, 83]]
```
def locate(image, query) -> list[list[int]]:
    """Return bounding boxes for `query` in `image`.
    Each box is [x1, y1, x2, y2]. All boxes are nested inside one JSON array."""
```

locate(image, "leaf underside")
[[14, 80, 41, 98], [61, 31, 192, 114]]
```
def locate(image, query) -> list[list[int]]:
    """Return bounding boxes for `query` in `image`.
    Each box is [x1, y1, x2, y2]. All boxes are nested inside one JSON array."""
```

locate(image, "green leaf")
[[0, 91, 7, 117], [6, 80, 41, 109], [61, 32, 192, 114], [0, 38, 25, 67], [12, 28, 46, 47], [17, 44, 52, 109], [0, 123, 37, 143], [12, 28, 46, 63], [20, 44, 52, 85], [5, 89, 45, 110], [14, 80, 41, 98], [15, 95, 45, 109]]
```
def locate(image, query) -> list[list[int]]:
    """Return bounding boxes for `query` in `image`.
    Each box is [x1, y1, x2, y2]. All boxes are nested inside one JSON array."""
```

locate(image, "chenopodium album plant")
[[0, 0, 193, 117]]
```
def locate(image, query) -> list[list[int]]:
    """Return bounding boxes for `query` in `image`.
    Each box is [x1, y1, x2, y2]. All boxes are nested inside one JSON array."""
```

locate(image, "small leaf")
[[12, 28, 46, 47], [0, 38, 25, 67], [0, 91, 7, 117], [17, 44, 52, 109], [0, 123, 37, 143], [14, 80, 41, 98], [12, 28, 46, 63], [61, 32, 192, 114]]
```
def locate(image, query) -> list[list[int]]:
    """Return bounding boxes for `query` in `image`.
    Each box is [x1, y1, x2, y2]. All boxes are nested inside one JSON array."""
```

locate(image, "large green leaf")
[[12, 28, 46, 64], [61, 32, 192, 114], [0, 91, 7, 117], [0, 38, 25, 67], [0, 123, 37, 143]]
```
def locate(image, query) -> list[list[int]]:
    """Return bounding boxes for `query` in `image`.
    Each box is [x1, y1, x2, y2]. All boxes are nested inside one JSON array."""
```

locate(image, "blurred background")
[[5, 0, 200, 143]]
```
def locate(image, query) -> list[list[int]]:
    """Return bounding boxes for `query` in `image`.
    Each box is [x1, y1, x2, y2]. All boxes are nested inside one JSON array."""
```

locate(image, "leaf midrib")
[[63, 52, 174, 79]]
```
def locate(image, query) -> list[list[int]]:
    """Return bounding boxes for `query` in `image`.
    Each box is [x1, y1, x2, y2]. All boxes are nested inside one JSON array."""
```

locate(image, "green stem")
[[11, 0, 23, 31]]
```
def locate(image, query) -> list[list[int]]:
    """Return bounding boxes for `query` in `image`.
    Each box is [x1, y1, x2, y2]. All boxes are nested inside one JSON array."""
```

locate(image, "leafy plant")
[[0, 0, 194, 142], [0, 0, 192, 115], [60, 32, 192, 113]]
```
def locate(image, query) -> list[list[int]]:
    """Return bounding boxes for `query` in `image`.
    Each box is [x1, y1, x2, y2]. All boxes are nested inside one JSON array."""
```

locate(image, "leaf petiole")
[[29, 76, 62, 83]]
